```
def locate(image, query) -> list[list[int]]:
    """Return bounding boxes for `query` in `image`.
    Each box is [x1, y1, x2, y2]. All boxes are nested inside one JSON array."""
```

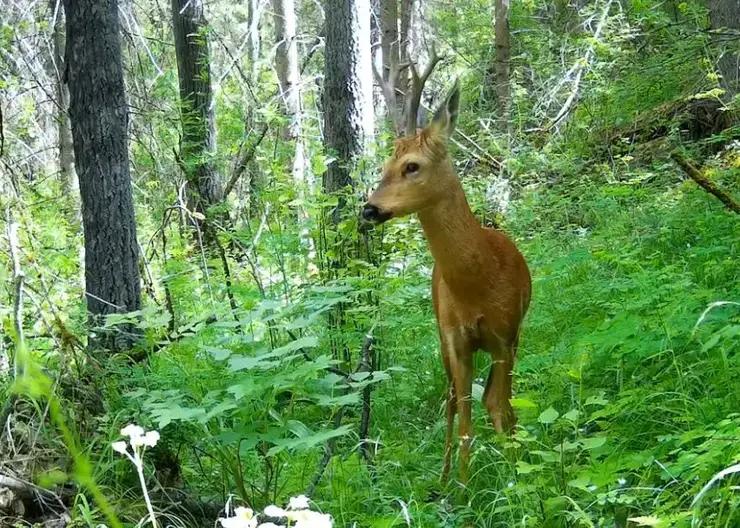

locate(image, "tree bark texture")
[[323, 0, 373, 196], [49, 0, 79, 220], [171, 0, 223, 212], [380, 0, 405, 115], [709, 0, 740, 97], [246, 0, 264, 212], [494, 0, 511, 129], [63, 0, 142, 336], [248, 0, 262, 80], [272, 0, 306, 187]]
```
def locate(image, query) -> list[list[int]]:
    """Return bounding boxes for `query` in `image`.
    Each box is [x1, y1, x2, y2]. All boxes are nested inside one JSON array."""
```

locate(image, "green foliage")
[[1, 0, 739, 526]]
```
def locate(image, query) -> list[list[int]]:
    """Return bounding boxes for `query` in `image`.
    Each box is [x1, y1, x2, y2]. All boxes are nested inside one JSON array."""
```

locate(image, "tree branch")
[[670, 152, 740, 214]]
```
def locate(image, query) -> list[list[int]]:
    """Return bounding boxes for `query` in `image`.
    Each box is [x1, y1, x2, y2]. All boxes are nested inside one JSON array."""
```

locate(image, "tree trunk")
[[272, 0, 306, 189], [50, 0, 79, 221], [494, 0, 511, 131], [323, 0, 373, 201], [247, 0, 263, 213], [380, 0, 405, 115], [63, 0, 142, 350], [248, 0, 262, 80], [171, 0, 222, 214], [709, 0, 740, 97]]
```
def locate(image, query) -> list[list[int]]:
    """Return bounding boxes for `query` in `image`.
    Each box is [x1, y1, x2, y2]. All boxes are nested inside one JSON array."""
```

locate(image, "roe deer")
[[363, 58, 532, 486]]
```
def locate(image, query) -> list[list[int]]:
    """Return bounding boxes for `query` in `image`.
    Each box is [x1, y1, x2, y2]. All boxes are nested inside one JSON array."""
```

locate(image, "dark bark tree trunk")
[[63, 0, 142, 350], [323, 0, 373, 203], [494, 0, 511, 130], [171, 0, 222, 214], [709, 0, 740, 97], [49, 0, 79, 221]]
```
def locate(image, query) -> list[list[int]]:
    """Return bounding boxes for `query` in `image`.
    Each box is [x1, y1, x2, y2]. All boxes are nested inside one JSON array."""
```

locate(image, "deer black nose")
[[362, 204, 380, 222]]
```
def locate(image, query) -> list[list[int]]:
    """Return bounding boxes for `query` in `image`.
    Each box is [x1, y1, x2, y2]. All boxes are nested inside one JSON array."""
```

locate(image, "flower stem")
[[134, 452, 158, 528]]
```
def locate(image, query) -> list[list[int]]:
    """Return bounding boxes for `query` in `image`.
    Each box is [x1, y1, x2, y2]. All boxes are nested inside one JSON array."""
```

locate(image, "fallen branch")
[[670, 152, 740, 214]]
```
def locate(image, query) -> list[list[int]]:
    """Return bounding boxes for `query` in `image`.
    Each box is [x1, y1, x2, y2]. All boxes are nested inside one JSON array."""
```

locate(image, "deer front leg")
[[444, 331, 474, 486]]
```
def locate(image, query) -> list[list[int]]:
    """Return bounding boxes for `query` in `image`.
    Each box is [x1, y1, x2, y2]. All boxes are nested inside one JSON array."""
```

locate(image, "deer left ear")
[[430, 79, 460, 140]]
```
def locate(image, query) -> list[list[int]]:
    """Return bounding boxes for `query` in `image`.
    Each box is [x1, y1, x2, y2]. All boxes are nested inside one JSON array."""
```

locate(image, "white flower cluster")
[[112, 424, 161, 528], [112, 424, 160, 456], [219, 495, 332, 528]]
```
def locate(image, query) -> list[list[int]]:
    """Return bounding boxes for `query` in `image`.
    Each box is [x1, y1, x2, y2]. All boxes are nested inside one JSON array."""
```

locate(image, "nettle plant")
[[123, 294, 391, 502]]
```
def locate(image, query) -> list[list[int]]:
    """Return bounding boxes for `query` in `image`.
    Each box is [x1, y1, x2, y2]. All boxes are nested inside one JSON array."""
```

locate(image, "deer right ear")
[[430, 79, 460, 140]]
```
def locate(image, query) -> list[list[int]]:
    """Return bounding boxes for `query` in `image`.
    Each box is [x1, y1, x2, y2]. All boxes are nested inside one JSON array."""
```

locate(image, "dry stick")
[[671, 152, 740, 214], [306, 334, 375, 496]]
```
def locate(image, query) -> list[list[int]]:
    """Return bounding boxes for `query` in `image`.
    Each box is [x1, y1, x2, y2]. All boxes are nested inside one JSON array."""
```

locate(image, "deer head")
[[362, 73, 460, 225]]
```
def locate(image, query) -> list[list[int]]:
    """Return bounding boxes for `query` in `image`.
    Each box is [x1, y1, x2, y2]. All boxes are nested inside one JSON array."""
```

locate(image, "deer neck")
[[417, 178, 486, 285]]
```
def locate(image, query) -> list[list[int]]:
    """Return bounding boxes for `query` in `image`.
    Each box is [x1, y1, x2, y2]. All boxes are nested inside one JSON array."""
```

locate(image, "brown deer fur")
[[362, 81, 532, 486]]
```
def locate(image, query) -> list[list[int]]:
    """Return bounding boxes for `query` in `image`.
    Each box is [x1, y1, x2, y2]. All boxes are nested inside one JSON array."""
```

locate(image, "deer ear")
[[430, 79, 460, 139]]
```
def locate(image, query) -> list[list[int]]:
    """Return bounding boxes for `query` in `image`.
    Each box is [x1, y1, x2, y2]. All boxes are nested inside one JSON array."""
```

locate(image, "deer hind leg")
[[443, 331, 475, 486], [483, 342, 516, 434], [441, 379, 456, 483]]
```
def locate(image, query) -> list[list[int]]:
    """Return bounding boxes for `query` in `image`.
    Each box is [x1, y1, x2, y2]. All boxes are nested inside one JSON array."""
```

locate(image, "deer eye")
[[404, 162, 420, 175]]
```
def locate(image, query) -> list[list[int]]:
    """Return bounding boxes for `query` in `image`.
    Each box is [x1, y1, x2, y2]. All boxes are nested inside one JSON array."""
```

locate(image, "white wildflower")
[[263, 505, 288, 518], [132, 430, 160, 448], [507, 481, 515, 488], [588, 485, 598, 492], [112, 441, 128, 455], [289, 510, 332, 528], [121, 424, 145, 439], [219, 507, 256, 528], [288, 495, 310, 510], [618, 478, 627, 486]]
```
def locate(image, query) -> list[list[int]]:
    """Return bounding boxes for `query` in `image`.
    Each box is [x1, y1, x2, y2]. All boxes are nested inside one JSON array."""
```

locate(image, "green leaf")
[[627, 517, 662, 527], [531, 450, 560, 463], [563, 409, 581, 422], [314, 392, 360, 407], [568, 475, 591, 491], [266, 336, 318, 358], [267, 424, 353, 456], [580, 436, 607, 450], [203, 346, 232, 361], [511, 398, 537, 409], [539, 406, 560, 424], [516, 461, 543, 474], [585, 392, 609, 406]]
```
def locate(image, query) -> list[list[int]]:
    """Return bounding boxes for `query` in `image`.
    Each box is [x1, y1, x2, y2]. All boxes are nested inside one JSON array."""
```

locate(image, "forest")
[[0, 0, 739, 526]]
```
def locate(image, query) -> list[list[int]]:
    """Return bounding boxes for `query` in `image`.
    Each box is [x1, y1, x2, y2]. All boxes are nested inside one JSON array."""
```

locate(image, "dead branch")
[[670, 152, 740, 214], [224, 123, 269, 199], [404, 44, 443, 136], [546, 0, 614, 130], [372, 44, 410, 135]]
